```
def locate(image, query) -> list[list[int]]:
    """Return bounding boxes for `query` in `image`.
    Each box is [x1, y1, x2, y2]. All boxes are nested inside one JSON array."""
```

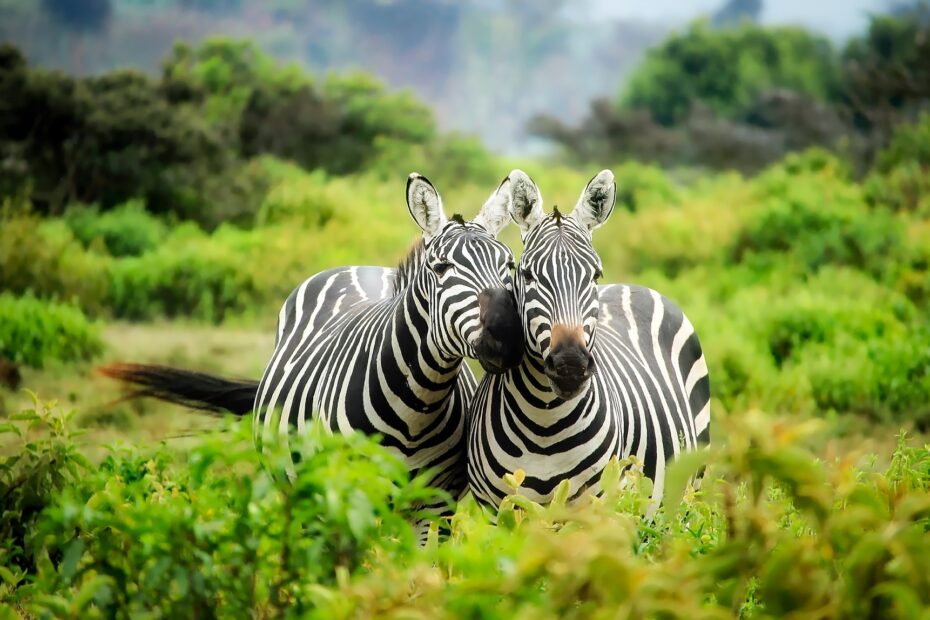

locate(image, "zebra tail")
[[97, 363, 258, 416]]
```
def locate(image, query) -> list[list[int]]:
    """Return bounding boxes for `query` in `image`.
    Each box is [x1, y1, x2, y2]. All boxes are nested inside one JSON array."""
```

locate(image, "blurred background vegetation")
[[1, 1, 930, 615]]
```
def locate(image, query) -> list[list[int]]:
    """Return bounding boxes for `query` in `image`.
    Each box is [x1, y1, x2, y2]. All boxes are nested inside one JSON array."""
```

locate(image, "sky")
[[593, 0, 889, 40]]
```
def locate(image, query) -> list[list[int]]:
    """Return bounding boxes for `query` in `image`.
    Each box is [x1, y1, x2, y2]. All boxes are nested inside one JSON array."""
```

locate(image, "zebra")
[[466, 169, 711, 509], [103, 172, 524, 513]]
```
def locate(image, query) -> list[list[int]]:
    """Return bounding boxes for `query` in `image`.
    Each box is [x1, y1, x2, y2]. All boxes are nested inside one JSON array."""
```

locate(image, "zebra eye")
[[521, 268, 535, 283], [431, 261, 453, 276], [593, 268, 603, 283], [507, 260, 516, 274]]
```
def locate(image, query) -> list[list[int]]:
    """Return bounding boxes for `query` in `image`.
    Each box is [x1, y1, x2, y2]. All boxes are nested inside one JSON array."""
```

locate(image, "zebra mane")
[[391, 238, 426, 296], [552, 205, 563, 225]]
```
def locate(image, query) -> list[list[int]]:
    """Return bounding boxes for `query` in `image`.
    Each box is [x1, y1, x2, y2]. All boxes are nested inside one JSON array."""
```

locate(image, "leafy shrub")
[[2, 402, 439, 616], [803, 329, 930, 427], [107, 228, 261, 323], [620, 21, 841, 126], [256, 169, 338, 228], [865, 115, 930, 215], [754, 288, 908, 368], [4, 398, 930, 617], [64, 200, 168, 257], [0, 293, 103, 368], [0, 398, 91, 579], [730, 152, 902, 276], [369, 133, 500, 189], [0, 207, 109, 313]]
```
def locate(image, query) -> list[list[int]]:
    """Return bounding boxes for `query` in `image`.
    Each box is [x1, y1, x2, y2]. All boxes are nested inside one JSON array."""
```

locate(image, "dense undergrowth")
[[1, 399, 928, 618]]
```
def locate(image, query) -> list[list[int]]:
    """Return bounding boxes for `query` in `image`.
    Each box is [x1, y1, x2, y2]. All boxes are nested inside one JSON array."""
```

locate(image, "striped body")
[[253, 202, 518, 504], [468, 282, 710, 506], [254, 263, 474, 495], [467, 169, 710, 508]]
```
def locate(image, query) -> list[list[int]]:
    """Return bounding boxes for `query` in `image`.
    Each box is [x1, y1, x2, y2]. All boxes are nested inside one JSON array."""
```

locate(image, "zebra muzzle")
[[545, 324, 594, 398], [474, 288, 524, 373]]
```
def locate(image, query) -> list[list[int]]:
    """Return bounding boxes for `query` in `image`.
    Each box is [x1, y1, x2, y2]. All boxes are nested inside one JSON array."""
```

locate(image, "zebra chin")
[[546, 375, 592, 401]]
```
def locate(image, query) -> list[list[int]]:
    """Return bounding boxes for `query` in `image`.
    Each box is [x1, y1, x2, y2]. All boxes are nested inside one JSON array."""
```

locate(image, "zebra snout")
[[545, 324, 594, 399], [474, 288, 523, 373], [545, 345, 593, 378]]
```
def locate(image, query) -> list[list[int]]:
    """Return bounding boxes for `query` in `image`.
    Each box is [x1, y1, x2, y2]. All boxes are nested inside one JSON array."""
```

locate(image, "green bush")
[[107, 228, 261, 323], [256, 169, 337, 228], [4, 403, 930, 618], [730, 153, 902, 276], [802, 329, 930, 427], [0, 399, 91, 578], [0, 207, 109, 313], [368, 133, 500, 189], [865, 115, 930, 215], [64, 200, 168, 257], [0, 293, 103, 368], [620, 21, 841, 125], [2, 402, 438, 616]]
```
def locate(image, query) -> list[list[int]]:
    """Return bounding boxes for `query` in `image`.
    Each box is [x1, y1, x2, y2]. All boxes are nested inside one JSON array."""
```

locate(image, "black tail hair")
[[98, 363, 258, 416]]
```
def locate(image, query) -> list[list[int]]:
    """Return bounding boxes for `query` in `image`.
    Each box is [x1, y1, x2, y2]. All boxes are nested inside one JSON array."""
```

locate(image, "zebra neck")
[[380, 281, 462, 408]]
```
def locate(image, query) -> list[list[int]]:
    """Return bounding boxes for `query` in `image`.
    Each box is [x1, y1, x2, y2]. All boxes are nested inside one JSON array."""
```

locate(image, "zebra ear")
[[507, 169, 544, 237], [472, 175, 512, 238], [571, 169, 616, 232], [406, 173, 447, 241]]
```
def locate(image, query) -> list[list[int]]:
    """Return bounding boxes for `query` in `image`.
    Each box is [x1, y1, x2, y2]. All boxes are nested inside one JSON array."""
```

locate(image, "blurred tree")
[[165, 38, 435, 175], [841, 8, 930, 151], [0, 44, 224, 216], [620, 21, 841, 126]]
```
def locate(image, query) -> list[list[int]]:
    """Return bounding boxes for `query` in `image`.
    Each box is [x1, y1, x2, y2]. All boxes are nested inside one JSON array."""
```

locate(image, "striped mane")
[[391, 238, 426, 296]]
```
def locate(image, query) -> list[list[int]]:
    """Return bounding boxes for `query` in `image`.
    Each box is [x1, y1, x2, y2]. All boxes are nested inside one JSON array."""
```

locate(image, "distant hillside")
[[0, 0, 666, 153]]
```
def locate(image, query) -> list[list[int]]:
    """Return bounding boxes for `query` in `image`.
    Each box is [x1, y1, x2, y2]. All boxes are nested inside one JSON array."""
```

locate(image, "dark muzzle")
[[544, 325, 595, 399], [474, 288, 524, 374]]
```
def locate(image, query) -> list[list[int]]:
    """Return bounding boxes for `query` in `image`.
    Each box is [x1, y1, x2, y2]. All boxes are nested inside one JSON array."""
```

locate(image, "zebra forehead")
[[522, 220, 598, 266], [434, 221, 489, 241], [431, 225, 509, 260]]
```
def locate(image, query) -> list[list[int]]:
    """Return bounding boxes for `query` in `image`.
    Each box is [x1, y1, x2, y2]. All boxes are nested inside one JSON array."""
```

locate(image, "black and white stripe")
[[255, 173, 520, 506], [467, 170, 711, 507]]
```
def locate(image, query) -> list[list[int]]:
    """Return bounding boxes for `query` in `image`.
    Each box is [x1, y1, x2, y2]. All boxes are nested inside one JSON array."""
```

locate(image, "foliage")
[[106, 226, 263, 323], [1, 401, 440, 617], [0, 398, 91, 582], [2, 401, 930, 617], [256, 169, 338, 228], [0, 38, 463, 226], [536, 10, 930, 173], [0, 206, 109, 314], [165, 39, 436, 174], [729, 151, 902, 276], [842, 8, 930, 143], [64, 200, 168, 257], [0, 293, 103, 368], [0, 45, 226, 217], [620, 21, 841, 126], [865, 113, 930, 215]]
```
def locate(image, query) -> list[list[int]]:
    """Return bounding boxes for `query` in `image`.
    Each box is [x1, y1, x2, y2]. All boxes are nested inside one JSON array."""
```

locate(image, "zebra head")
[[406, 173, 523, 374], [508, 169, 616, 399]]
